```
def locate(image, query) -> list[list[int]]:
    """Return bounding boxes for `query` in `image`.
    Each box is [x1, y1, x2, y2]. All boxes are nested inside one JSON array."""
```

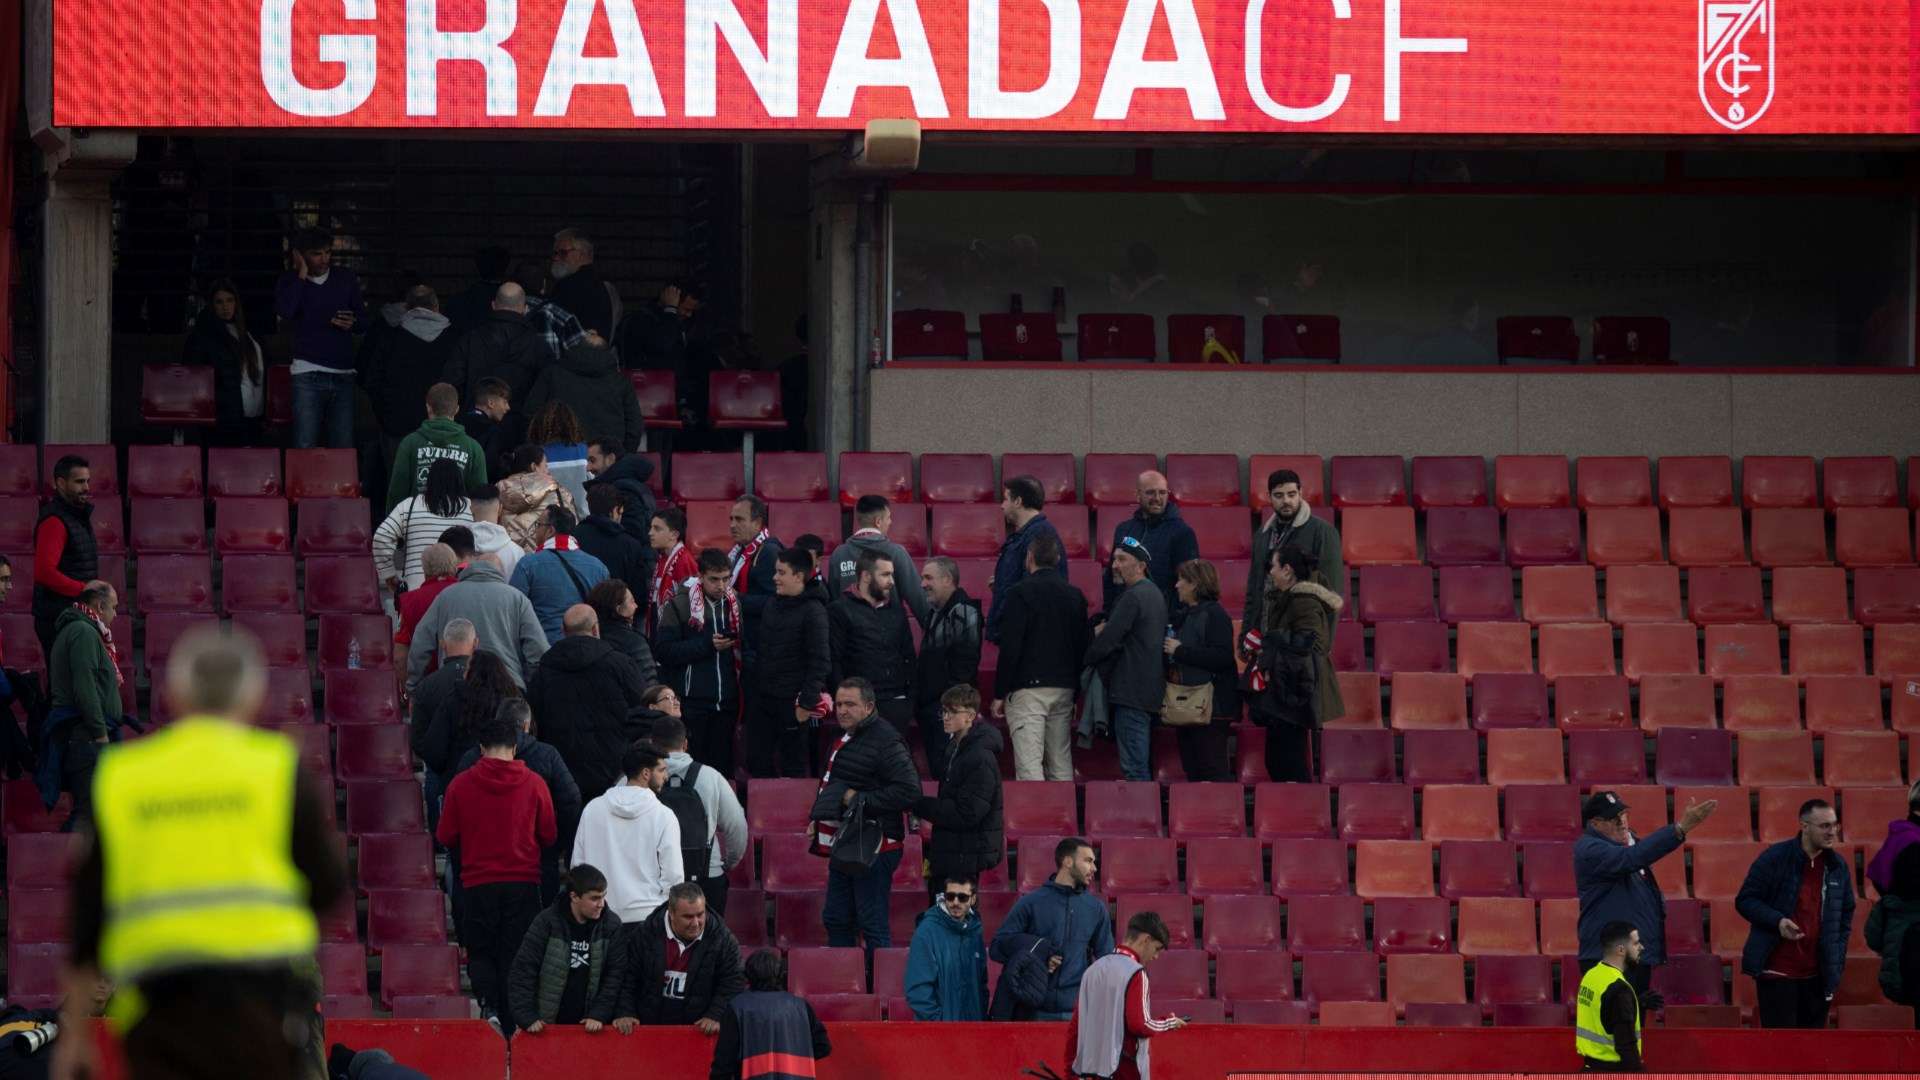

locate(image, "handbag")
[[828, 792, 883, 878], [1161, 680, 1214, 727]]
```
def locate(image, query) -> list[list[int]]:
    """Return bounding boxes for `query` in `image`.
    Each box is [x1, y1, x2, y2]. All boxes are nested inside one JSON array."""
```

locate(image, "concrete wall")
[[868, 367, 1920, 460]]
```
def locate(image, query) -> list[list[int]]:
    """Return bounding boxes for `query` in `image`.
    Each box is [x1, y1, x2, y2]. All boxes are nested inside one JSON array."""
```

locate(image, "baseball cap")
[[1115, 535, 1152, 565], [1581, 791, 1629, 821]]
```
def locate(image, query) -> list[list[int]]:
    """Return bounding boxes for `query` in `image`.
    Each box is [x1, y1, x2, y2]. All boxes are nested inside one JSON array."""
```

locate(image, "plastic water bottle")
[[347, 638, 362, 671]]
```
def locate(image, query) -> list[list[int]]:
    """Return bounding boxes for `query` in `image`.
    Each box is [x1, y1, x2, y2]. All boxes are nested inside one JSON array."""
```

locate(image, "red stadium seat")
[[336, 724, 415, 782], [366, 889, 447, 950], [1166, 454, 1242, 507], [214, 497, 291, 554], [1591, 317, 1670, 363], [930, 505, 1005, 557], [1322, 730, 1396, 785], [1703, 623, 1785, 683], [1575, 457, 1652, 509], [1494, 456, 1571, 512], [1437, 565, 1518, 623], [1878, 623, 1920, 684], [1639, 674, 1717, 730], [1736, 731, 1814, 786], [1328, 672, 1383, 730], [766, 501, 843, 549], [284, 449, 357, 500], [1506, 509, 1582, 566], [1649, 954, 1726, 1006], [1001, 453, 1078, 504], [1621, 622, 1700, 682], [1568, 728, 1645, 786], [1051, 506, 1092, 558], [746, 779, 823, 835], [1658, 456, 1735, 509], [1272, 838, 1350, 897], [1342, 508, 1419, 566], [344, 781, 425, 837], [707, 370, 785, 429], [1388, 953, 1466, 1011], [1337, 784, 1415, 840], [127, 445, 203, 498], [1404, 1002, 1480, 1027], [1791, 624, 1866, 678], [763, 834, 831, 895], [1486, 730, 1565, 786], [688, 500, 739, 562], [1669, 509, 1749, 567], [295, 498, 372, 555], [1084, 781, 1162, 837], [673, 452, 745, 502], [980, 313, 1063, 362], [1842, 787, 1909, 841], [1584, 508, 1664, 567], [1084, 454, 1157, 508], [324, 669, 401, 726], [1770, 567, 1850, 625], [142, 613, 217, 677], [0, 496, 34, 552], [1688, 566, 1765, 625], [1411, 456, 1488, 509], [6, 833, 78, 892], [305, 557, 381, 614], [1254, 783, 1333, 840], [893, 309, 966, 360], [1203, 895, 1283, 952], [1426, 508, 1506, 566], [44, 444, 117, 499], [1741, 456, 1818, 510], [1557, 677, 1632, 731], [135, 554, 213, 613], [1249, 456, 1325, 508], [1389, 672, 1467, 731], [1825, 456, 1900, 509], [1359, 565, 1436, 624], [625, 370, 681, 430], [1756, 786, 1834, 843], [1185, 838, 1263, 896], [1823, 731, 1906, 787], [1419, 785, 1500, 842], [1001, 781, 1079, 839], [1474, 955, 1555, 1008], [1655, 728, 1735, 786], [1496, 317, 1578, 363], [1145, 950, 1210, 999], [1439, 840, 1520, 898], [754, 452, 830, 502], [1835, 508, 1915, 566], [1373, 621, 1451, 680], [1604, 564, 1682, 624], [1112, 893, 1191, 948], [1523, 843, 1578, 900], [140, 363, 216, 428], [1167, 314, 1246, 364], [318, 613, 395, 672], [377, 943, 460, 1009], [1402, 730, 1481, 785], [1330, 456, 1407, 509], [1217, 948, 1296, 1003], [1503, 786, 1581, 843], [836, 452, 914, 508], [1263, 313, 1341, 362], [259, 667, 316, 727], [1457, 622, 1534, 680], [788, 947, 867, 996], [131, 497, 207, 555], [221, 554, 297, 614], [913, 454, 992, 504], [1288, 895, 1367, 953], [1856, 567, 1920, 626], [1522, 565, 1599, 624], [1168, 784, 1246, 839], [1838, 1004, 1919, 1029], [1100, 838, 1179, 893], [1082, 311, 1152, 361], [1331, 623, 1367, 672], [1301, 953, 1382, 1004], [1457, 896, 1538, 956], [357, 832, 435, 893], [1751, 509, 1831, 568], [0, 445, 36, 497], [1183, 507, 1252, 559]]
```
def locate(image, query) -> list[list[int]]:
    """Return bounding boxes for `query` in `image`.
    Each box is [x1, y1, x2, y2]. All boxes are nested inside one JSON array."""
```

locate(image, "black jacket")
[[457, 407, 528, 482], [755, 590, 831, 707], [417, 674, 499, 778], [1170, 600, 1241, 718], [1103, 504, 1200, 615], [828, 591, 916, 699], [592, 453, 660, 548], [525, 634, 651, 801], [575, 513, 653, 592], [181, 314, 264, 432], [361, 314, 456, 437], [913, 724, 1005, 881], [1085, 577, 1169, 711], [993, 569, 1089, 698], [619, 903, 746, 1025], [408, 654, 469, 766], [616, 303, 691, 378], [525, 340, 645, 453], [599, 619, 660, 687], [736, 538, 784, 663], [444, 309, 548, 404], [550, 265, 615, 339], [915, 589, 982, 711], [33, 498, 97, 625], [452, 730, 586, 846], [809, 714, 921, 842], [654, 589, 742, 710]]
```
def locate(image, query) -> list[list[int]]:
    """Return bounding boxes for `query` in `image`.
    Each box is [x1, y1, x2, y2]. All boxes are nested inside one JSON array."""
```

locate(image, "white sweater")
[[571, 782, 685, 925], [372, 496, 473, 589]]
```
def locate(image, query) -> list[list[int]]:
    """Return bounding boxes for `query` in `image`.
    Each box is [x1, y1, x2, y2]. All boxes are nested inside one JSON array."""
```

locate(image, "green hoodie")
[[49, 606, 123, 737], [387, 416, 489, 511]]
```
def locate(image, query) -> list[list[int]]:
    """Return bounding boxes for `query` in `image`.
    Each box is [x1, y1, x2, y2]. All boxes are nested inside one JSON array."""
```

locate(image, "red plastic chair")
[[672, 452, 746, 503], [1823, 731, 1905, 787], [1591, 316, 1670, 364], [1301, 952, 1383, 1004], [1584, 508, 1663, 567], [754, 452, 829, 502], [1522, 843, 1577, 900], [133, 554, 213, 613], [1567, 728, 1645, 786], [929, 504, 1005, 558], [1099, 837, 1179, 893], [43, 444, 118, 498], [1357, 566, 1435, 624], [314, 613, 392, 673], [1076, 313, 1156, 362], [1217, 948, 1297, 1003], [1834, 508, 1915, 567], [6, 943, 67, 1008], [142, 613, 217, 677], [1420, 785, 1500, 842], [1653, 727, 1735, 787], [1203, 895, 1283, 952], [344, 781, 426, 837], [1410, 456, 1488, 510], [1084, 781, 1162, 837], [1473, 955, 1555, 1007], [130, 497, 207, 555], [1389, 673, 1467, 732], [707, 370, 785, 430], [1790, 624, 1867, 678], [1741, 456, 1817, 510], [1736, 732, 1814, 787], [892, 309, 967, 360], [1688, 566, 1765, 625], [1488, 730, 1567, 786], [1183, 507, 1251, 561], [356, 832, 435, 894], [1437, 565, 1517, 623], [1670, 508, 1750, 567], [336, 725, 415, 782], [1273, 839, 1350, 897], [285, 449, 358, 500], [626, 370, 682, 430], [1438, 840, 1520, 898], [1496, 317, 1578, 363], [1856, 567, 1920, 626], [1112, 893, 1192, 947], [1621, 622, 1700, 682], [378, 943, 460, 1007], [0, 445, 37, 497], [1505, 509, 1582, 566], [1387, 953, 1466, 1011], [324, 669, 401, 726], [214, 497, 291, 554], [1658, 456, 1735, 509], [1556, 677, 1633, 731], [1751, 509, 1831, 567], [917, 454, 995, 504], [1824, 456, 1900, 509], [1184, 837, 1263, 896], [220, 554, 297, 614], [1522, 565, 1599, 624], [1164, 454, 1242, 508], [838, 452, 913, 506], [1638, 674, 1716, 731], [1503, 785, 1582, 843], [1336, 784, 1415, 841], [0, 496, 35, 551], [789, 947, 868, 996], [979, 313, 1063, 362], [766, 501, 843, 549], [1605, 564, 1682, 624], [1704, 624, 1782, 679], [1574, 457, 1652, 509], [762, 833, 832, 895], [1253, 783, 1333, 840], [1457, 896, 1539, 956], [1084, 454, 1157, 508], [1322, 730, 1396, 786], [207, 447, 281, 499], [1330, 456, 1407, 509], [366, 889, 447, 950], [1402, 730, 1480, 786], [305, 557, 381, 614], [1494, 456, 1571, 511], [1167, 784, 1246, 839], [295, 498, 372, 555], [1167, 314, 1246, 364], [1341, 507, 1418, 566], [227, 612, 306, 671], [140, 364, 216, 429], [127, 445, 203, 498], [1373, 621, 1450, 681], [1249, 456, 1325, 508], [1288, 895, 1367, 953], [1262, 314, 1341, 362], [1457, 622, 1534, 680], [1770, 566, 1850, 625]]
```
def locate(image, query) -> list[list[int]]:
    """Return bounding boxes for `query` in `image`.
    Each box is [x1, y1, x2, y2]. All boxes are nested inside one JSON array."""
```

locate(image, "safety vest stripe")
[[109, 886, 308, 921], [742, 1050, 816, 1078], [1573, 1026, 1615, 1047]]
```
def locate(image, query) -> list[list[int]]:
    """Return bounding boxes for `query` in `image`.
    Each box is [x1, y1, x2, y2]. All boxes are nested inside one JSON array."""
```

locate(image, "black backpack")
[[660, 762, 713, 882]]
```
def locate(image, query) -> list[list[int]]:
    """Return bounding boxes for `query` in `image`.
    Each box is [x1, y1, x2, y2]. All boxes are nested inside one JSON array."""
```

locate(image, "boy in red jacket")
[[437, 707, 558, 1031]]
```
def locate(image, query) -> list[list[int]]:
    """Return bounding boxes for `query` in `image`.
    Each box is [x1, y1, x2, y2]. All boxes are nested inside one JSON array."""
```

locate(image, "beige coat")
[[496, 471, 576, 553]]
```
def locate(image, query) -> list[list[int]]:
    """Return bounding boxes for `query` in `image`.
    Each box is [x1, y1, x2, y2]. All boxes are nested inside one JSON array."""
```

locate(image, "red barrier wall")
[[88, 1019, 505, 1080]]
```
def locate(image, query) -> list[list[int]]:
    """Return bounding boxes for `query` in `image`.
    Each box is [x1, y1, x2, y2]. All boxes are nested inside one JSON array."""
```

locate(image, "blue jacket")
[[1735, 838, 1856, 996], [987, 513, 1068, 643], [905, 902, 988, 1021], [989, 880, 1113, 1015], [510, 547, 610, 645], [1103, 503, 1200, 614], [1574, 824, 1683, 965]]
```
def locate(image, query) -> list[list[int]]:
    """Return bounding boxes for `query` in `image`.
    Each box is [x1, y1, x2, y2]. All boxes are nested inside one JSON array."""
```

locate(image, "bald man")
[[443, 279, 549, 404], [524, 599, 652, 801], [1103, 470, 1199, 615]]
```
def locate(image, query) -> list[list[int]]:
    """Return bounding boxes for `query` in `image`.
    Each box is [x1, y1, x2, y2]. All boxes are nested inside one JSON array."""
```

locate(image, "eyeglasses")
[[942, 892, 976, 904]]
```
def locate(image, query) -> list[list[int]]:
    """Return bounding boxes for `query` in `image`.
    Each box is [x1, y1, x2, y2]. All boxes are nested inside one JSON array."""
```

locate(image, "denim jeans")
[[824, 847, 902, 951], [292, 370, 356, 449], [1112, 705, 1154, 781]]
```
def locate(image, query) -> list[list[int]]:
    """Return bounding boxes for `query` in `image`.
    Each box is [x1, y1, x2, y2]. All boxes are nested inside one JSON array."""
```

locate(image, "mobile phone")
[[1178, 1015, 1192, 1023]]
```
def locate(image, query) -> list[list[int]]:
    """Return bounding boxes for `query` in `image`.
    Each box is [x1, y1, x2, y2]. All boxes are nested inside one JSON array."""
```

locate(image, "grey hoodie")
[[405, 558, 550, 691], [826, 530, 930, 627]]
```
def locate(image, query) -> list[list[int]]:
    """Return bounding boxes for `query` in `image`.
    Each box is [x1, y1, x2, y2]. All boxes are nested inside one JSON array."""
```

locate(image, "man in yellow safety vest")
[[1575, 921, 1646, 1072], [54, 626, 346, 1080]]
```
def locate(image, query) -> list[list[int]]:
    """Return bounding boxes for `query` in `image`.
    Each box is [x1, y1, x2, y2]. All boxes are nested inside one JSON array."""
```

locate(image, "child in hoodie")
[[437, 709, 558, 1030]]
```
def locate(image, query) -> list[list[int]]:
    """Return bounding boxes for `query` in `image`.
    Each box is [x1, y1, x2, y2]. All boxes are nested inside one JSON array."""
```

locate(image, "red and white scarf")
[[810, 724, 904, 858], [540, 533, 581, 552], [649, 542, 700, 633], [728, 528, 768, 594], [76, 601, 124, 687], [685, 584, 743, 643], [1242, 627, 1267, 692]]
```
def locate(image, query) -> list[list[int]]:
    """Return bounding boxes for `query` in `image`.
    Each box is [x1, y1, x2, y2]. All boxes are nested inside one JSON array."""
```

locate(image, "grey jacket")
[[1245, 504, 1344, 628], [826, 531, 929, 627], [1083, 577, 1168, 711], [407, 560, 550, 691]]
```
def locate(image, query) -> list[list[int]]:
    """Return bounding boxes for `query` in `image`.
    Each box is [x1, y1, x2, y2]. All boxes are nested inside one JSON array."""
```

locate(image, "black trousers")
[[685, 701, 738, 780], [125, 966, 320, 1080], [746, 693, 810, 778], [696, 873, 731, 918], [1755, 975, 1830, 1029], [463, 881, 541, 1027], [62, 730, 103, 832], [1263, 724, 1315, 783], [33, 613, 57, 667], [1176, 716, 1233, 782]]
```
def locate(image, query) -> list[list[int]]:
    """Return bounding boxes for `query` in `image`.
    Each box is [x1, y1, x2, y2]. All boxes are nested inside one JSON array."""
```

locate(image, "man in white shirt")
[[571, 741, 684, 925]]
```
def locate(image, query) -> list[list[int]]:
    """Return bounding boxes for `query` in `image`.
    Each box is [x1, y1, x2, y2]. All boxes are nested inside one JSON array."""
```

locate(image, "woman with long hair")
[[1164, 558, 1240, 782], [373, 458, 474, 593], [182, 278, 266, 443], [420, 649, 523, 780], [496, 443, 575, 553], [1246, 545, 1345, 783], [528, 401, 591, 521], [587, 578, 657, 681]]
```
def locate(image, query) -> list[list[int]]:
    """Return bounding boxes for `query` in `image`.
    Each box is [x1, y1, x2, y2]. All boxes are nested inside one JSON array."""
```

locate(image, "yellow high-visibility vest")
[[93, 717, 317, 983], [1575, 962, 1641, 1064]]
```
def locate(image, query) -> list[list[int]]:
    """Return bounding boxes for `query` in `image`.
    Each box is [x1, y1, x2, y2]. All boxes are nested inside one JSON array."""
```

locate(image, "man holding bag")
[[809, 677, 921, 954]]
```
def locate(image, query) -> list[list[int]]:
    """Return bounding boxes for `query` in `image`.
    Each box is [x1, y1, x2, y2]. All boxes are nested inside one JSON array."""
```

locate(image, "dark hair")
[[1267, 468, 1303, 493], [475, 378, 511, 404], [292, 227, 333, 252], [586, 483, 622, 517], [475, 709, 519, 751], [653, 505, 687, 540], [529, 401, 585, 446], [940, 684, 981, 713], [565, 863, 608, 897], [794, 534, 825, 560], [474, 245, 512, 280], [457, 651, 521, 748], [79, 581, 115, 610], [776, 547, 812, 576], [1600, 920, 1638, 953], [588, 437, 624, 459], [52, 455, 89, 481], [697, 547, 731, 575], [587, 579, 634, 629], [1177, 559, 1221, 603], [546, 504, 576, 537], [622, 740, 665, 779], [650, 715, 689, 750], [942, 873, 980, 893], [204, 278, 261, 381], [504, 444, 547, 476], [743, 949, 787, 992], [854, 494, 890, 521], [1271, 545, 1316, 582], [1054, 837, 1092, 868], [734, 494, 769, 527], [469, 484, 500, 506], [438, 525, 476, 559], [641, 684, 678, 710], [837, 677, 876, 705], [422, 459, 469, 518], [1002, 475, 1045, 512], [1125, 911, 1170, 947], [0, 554, 10, 570], [1799, 798, 1834, 820], [1028, 532, 1062, 570], [855, 547, 889, 581]]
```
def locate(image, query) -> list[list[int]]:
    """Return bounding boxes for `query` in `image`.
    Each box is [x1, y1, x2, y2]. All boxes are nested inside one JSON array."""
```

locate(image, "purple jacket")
[[1868, 817, 1920, 895], [275, 268, 366, 370]]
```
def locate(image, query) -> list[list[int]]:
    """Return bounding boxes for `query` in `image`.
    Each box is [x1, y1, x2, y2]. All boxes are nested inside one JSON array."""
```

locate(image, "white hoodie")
[[572, 781, 684, 925], [471, 520, 523, 581]]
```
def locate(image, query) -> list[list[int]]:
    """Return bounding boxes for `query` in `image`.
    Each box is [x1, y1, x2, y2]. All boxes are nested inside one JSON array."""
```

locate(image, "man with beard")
[[828, 549, 917, 747]]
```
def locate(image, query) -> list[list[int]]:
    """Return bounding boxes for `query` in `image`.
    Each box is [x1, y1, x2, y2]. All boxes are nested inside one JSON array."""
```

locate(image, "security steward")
[[1576, 921, 1646, 1072], [54, 626, 346, 1080]]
